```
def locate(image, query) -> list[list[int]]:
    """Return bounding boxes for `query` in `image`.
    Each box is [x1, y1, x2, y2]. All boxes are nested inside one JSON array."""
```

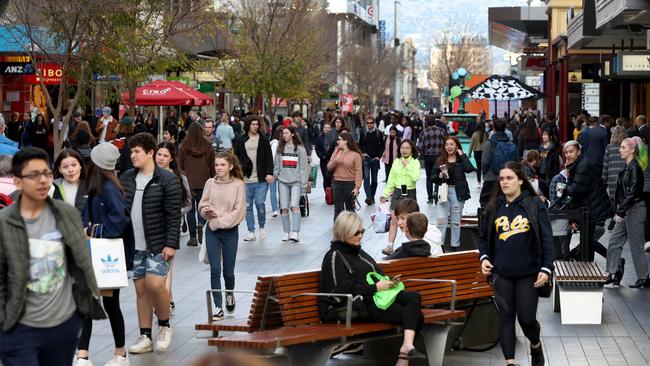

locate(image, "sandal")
[[382, 245, 394, 255], [398, 348, 426, 359]]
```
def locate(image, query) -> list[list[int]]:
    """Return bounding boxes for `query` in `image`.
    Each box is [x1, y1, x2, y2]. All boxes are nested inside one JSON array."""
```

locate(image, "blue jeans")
[[0, 313, 82, 366], [269, 180, 279, 212], [205, 226, 238, 308], [187, 188, 206, 238], [363, 157, 380, 199], [434, 187, 465, 247], [245, 182, 268, 232]]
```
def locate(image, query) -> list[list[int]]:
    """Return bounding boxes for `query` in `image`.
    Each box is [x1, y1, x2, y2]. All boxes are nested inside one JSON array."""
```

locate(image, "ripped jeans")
[[433, 186, 465, 247]]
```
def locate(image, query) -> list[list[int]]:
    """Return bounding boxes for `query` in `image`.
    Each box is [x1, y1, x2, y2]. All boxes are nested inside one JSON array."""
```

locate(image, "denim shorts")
[[132, 250, 170, 279]]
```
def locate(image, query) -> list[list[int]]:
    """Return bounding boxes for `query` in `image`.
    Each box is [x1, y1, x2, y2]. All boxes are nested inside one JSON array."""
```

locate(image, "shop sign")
[[616, 53, 650, 75], [520, 56, 547, 71], [24, 63, 65, 85], [581, 83, 599, 117], [142, 87, 171, 96], [341, 93, 354, 112], [0, 62, 35, 74], [0, 55, 31, 63]]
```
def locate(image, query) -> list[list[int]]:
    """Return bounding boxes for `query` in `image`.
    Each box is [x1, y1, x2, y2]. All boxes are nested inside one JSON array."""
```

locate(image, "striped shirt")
[[602, 143, 625, 198]]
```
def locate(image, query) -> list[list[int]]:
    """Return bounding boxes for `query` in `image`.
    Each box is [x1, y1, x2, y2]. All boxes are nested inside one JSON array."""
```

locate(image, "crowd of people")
[[0, 103, 649, 366]]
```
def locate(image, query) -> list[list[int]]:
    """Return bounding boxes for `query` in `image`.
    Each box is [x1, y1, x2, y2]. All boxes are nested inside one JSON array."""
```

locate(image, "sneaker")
[[427, 198, 434, 204], [197, 225, 204, 244], [104, 355, 130, 366], [243, 232, 256, 241], [259, 229, 268, 239], [155, 326, 173, 352], [282, 232, 290, 242], [645, 241, 650, 252], [128, 335, 153, 354], [75, 358, 94, 366], [212, 307, 225, 321], [186, 237, 198, 247], [530, 343, 544, 366], [381, 245, 394, 255], [289, 232, 299, 242], [169, 301, 175, 314], [225, 292, 236, 313], [272, 210, 278, 217]]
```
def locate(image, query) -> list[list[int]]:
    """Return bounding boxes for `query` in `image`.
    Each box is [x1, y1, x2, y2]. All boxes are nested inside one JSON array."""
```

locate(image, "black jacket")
[[120, 165, 181, 253], [479, 191, 554, 278], [431, 154, 474, 201], [385, 239, 431, 260], [614, 159, 644, 218], [318, 241, 382, 322], [52, 178, 88, 214], [563, 154, 613, 224], [359, 129, 384, 159], [234, 133, 274, 182]]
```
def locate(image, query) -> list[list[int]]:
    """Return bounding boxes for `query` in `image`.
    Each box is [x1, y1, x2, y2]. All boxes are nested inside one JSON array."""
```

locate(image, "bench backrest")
[[246, 275, 284, 331], [272, 250, 491, 327]]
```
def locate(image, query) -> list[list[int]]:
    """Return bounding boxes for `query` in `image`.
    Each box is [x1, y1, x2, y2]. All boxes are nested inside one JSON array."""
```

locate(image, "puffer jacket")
[[178, 142, 216, 190], [563, 154, 613, 224], [120, 166, 181, 253], [0, 196, 106, 331], [614, 159, 644, 218]]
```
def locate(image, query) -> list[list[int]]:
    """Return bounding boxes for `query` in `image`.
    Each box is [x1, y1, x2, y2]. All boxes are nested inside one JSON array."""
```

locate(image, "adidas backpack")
[[489, 137, 518, 174]]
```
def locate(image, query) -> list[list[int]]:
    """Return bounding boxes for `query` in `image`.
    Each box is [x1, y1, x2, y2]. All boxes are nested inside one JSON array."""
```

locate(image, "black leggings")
[[366, 291, 424, 332], [78, 289, 125, 350], [473, 151, 483, 183], [644, 192, 650, 242], [423, 155, 438, 200], [493, 274, 540, 360]]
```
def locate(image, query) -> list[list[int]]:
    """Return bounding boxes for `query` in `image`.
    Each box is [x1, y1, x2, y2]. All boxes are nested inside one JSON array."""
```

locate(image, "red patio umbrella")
[[121, 79, 212, 106], [166, 80, 213, 106]]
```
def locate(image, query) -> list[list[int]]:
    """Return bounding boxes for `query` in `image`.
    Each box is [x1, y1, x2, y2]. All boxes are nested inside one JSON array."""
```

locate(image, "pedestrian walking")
[[379, 139, 421, 255], [216, 113, 235, 151], [418, 114, 448, 203], [517, 115, 540, 159], [480, 118, 517, 207], [401, 115, 412, 141], [178, 122, 216, 247], [234, 116, 274, 241], [156, 142, 192, 314], [274, 126, 309, 242], [52, 149, 87, 213], [468, 121, 487, 189], [327, 131, 363, 220], [76, 143, 131, 366], [432, 137, 474, 251], [602, 126, 627, 202], [0, 147, 105, 366], [578, 115, 610, 174], [605, 137, 649, 288], [120, 133, 181, 354], [315, 123, 333, 191], [96, 107, 118, 143], [198, 152, 246, 320], [538, 128, 561, 187], [479, 161, 553, 366], [359, 116, 384, 205], [269, 130, 280, 216], [381, 126, 400, 182]]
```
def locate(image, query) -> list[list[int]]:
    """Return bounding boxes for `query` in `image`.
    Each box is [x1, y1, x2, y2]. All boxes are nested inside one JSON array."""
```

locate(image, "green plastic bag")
[[366, 272, 405, 310], [309, 165, 318, 187]]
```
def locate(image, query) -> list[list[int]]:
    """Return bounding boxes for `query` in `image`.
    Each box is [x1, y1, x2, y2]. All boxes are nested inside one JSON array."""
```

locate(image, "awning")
[[463, 75, 544, 101], [121, 79, 213, 106], [488, 6, 548, 53]]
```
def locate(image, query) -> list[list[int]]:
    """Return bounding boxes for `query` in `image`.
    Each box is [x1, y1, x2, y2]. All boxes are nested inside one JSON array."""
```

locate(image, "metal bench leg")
[[279, 342, 338, 366], [421, 324, 452, 366]]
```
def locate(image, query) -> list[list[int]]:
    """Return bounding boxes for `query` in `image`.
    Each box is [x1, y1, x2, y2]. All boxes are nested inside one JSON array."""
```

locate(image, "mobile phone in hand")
[[392, 274, 402, 282]]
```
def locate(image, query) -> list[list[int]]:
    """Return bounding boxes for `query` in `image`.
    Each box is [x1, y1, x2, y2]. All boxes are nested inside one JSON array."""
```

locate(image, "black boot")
[[629, 276, 650, 288], [531, 342, 545, 366], [613, 258, 625, 286], [604, 273, 616, 285]]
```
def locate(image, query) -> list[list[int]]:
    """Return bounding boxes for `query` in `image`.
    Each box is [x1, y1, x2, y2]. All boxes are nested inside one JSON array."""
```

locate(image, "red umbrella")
[[121, 79, 212, 106], [166, 80, 213, 106]]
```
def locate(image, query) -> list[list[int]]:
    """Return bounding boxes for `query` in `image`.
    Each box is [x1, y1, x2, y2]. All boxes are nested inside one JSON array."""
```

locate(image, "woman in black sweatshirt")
[[479, 161, 554, 366], [318, 211, 426, 363]]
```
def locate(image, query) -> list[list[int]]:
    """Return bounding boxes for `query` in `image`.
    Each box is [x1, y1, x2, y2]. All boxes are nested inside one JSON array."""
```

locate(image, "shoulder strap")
[[336, 250, 354, 274]]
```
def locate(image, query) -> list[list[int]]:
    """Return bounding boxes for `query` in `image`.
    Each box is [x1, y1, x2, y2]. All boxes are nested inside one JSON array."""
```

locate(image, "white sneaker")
[[212, 307, 225, 321], [289, 232, 299, 242], [272, 211, 278, 217], [282, 232, 290, 241], [155, 326, 173, 352], [75, 358, 94, 366], [243, 232, 256, 241], [645, 241, 650, 253], [259, 229, 268, 239], [104, 355, 130, 366], [128, 335, 153, 354]]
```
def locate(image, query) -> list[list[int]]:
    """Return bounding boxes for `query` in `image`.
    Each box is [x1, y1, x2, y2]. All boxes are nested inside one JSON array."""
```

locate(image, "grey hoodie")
[[274, 143, 309, 191]]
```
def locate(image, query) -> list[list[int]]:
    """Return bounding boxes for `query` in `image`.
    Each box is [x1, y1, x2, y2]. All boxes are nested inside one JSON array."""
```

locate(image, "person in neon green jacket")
[[379, 139, 421, 255]]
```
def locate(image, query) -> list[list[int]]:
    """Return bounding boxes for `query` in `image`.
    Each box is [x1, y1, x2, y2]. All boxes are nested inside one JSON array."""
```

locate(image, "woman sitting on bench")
[[318, 211, 426, 364]]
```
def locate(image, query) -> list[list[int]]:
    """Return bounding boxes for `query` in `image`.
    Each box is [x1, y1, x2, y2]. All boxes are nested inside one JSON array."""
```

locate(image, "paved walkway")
[[84, 162, 650, 366]]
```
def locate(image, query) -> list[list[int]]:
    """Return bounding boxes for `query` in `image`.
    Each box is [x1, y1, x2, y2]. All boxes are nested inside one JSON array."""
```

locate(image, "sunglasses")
[[354, 228, 366, 236]]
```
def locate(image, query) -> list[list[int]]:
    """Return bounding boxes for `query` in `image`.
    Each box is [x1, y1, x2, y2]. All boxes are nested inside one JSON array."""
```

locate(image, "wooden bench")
[[552, 260, 607, 324], [207, 251, 492, 366]]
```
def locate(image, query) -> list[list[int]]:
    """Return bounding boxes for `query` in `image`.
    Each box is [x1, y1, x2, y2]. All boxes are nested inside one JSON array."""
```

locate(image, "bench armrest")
[[290, 292, 356, 328], [403, 279, 457, 311], [205, 289, 260, 323]]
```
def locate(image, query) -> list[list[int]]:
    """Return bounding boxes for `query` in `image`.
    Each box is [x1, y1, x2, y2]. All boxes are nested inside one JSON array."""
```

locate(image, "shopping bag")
[[325, 187, 334, 205], [199, 228, 209, 264], [371, 203, 392, 233], [437, 183, 448, 203], [300, 194, 310, 217], [309, 165, 318, 188], [366, 272, 404, 310], [88, 238, 128, 289]]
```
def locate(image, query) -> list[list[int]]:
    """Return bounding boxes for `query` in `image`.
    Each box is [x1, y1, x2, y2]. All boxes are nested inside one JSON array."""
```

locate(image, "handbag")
[[87, 225, 128, 289], [325, 186, 334, 205], [299, 194, 310, 217], [437, 183, 449, 203], [366, 272, 404, 310], [198, 228, 209, 264], [537, 274, 553, 298]]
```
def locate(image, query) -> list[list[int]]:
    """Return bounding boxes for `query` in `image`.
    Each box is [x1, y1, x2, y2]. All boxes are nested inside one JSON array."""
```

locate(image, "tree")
[[222, 0, 337, 120], [339, 45, 401, 114], [92, 0, 213, 118], [429, 32, 492, 96], [5, 0, 99, 156]]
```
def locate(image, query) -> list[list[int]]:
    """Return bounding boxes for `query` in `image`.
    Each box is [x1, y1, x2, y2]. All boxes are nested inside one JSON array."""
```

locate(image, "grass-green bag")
[[366, 272, 405, 310]]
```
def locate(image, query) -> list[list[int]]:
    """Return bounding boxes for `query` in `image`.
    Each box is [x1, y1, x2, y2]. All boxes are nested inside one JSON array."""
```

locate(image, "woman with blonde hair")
[[605, 136, 649, 288]]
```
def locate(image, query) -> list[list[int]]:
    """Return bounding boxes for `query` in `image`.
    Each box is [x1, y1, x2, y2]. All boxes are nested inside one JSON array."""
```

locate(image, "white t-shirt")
[[131, 172, 153, 251]]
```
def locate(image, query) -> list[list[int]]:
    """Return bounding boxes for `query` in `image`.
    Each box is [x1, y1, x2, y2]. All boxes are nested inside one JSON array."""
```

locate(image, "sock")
[[158, 318, 170, 327], [140, 328, 152, 339]]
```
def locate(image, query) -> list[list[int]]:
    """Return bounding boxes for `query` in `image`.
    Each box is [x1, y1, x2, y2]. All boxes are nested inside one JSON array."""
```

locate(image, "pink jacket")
[[381, 137, 400, 165]]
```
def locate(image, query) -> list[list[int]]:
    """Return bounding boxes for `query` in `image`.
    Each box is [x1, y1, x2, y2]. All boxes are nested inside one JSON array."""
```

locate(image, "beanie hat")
[[120, 116, 133, 125], [91, 143, 120, 170], [102, 106, 112, 115]]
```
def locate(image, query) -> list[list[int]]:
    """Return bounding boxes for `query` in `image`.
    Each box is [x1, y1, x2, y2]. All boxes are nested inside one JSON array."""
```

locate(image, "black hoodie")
[[385, 239, 431, 260]]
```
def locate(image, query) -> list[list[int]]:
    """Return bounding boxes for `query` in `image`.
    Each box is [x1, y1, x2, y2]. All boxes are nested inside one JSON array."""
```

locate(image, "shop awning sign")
[[0, 62, 34, 74]]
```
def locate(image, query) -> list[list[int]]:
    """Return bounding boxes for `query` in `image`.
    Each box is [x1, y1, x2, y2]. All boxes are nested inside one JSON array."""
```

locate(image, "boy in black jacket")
[[386, 213, 431, 259]]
